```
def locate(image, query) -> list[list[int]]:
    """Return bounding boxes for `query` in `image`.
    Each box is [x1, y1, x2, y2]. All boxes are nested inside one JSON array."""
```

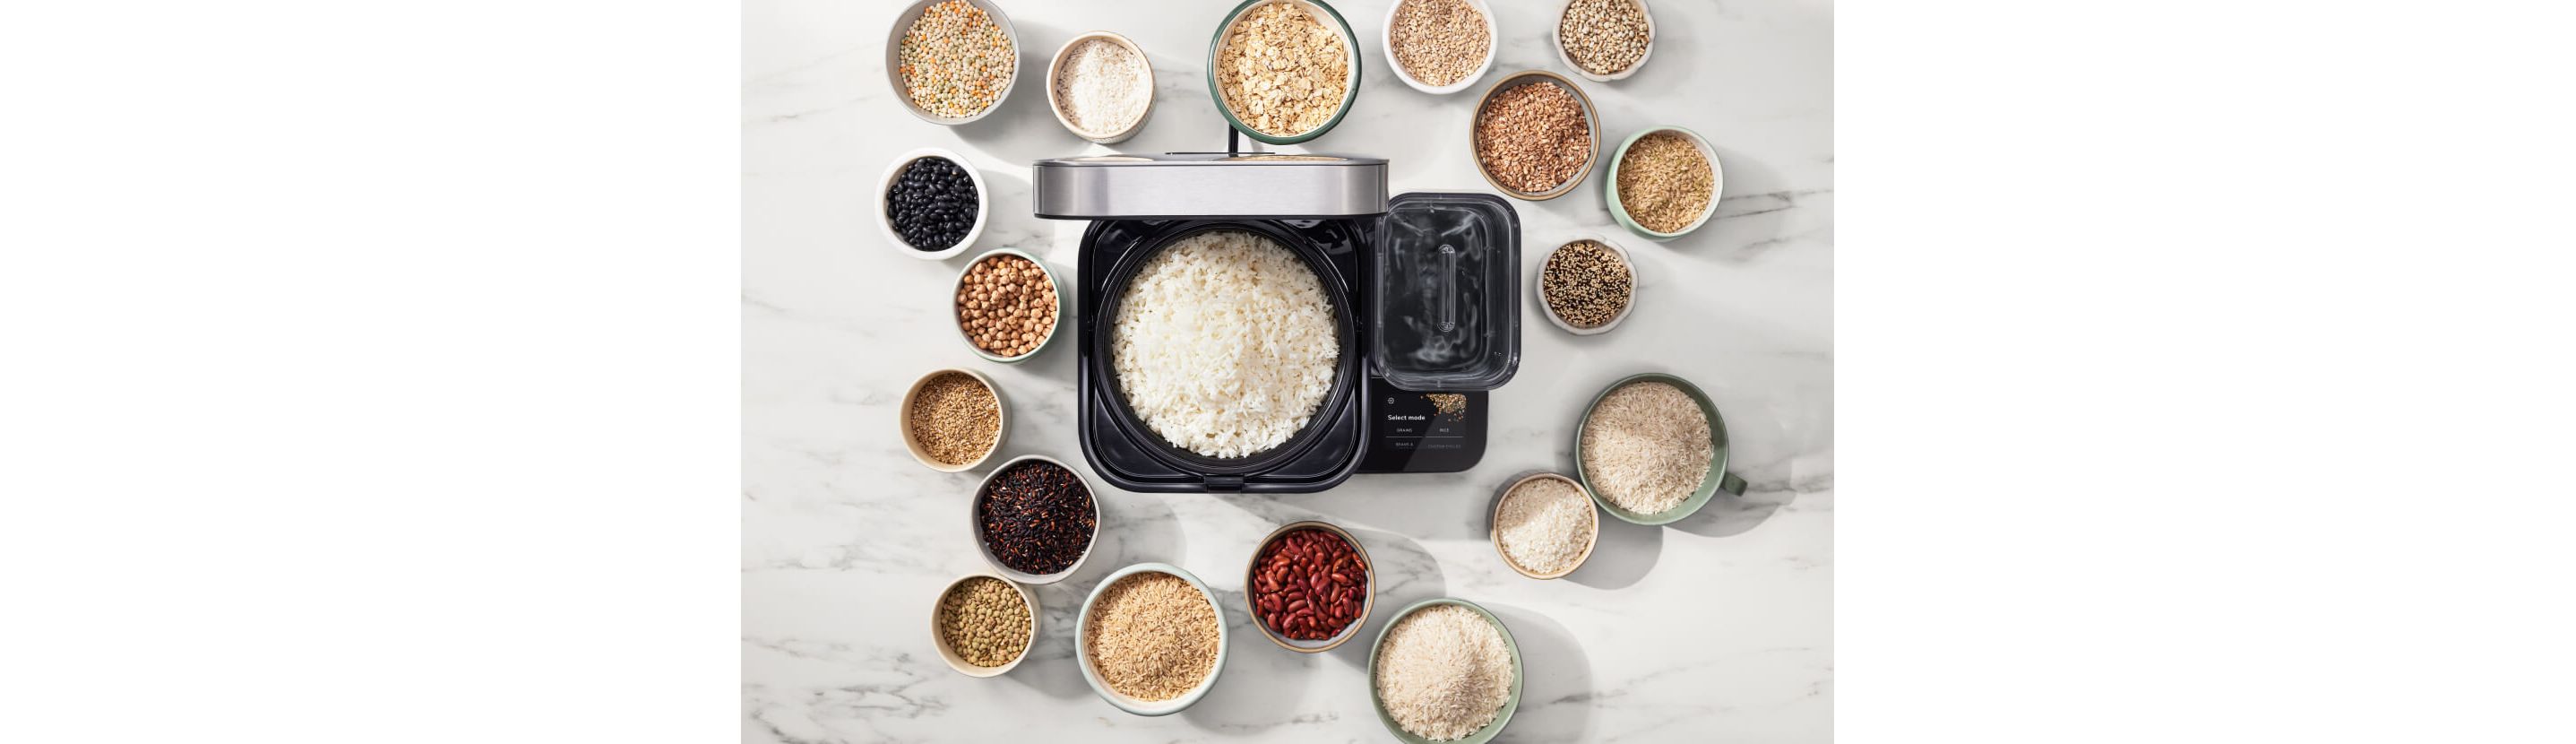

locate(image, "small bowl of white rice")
[[1047, 31, 1155, 144], [1573, 372, 1749, 525], [1367, 598, 1522, 743]]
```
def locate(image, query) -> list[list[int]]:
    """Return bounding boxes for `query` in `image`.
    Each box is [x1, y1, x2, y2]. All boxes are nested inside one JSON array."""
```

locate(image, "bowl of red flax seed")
[[1470, 70, 1598, 201], [1607, 125, 1722, 241], [1077, 563, 1229, 715], [900, 368, 1005, 472]]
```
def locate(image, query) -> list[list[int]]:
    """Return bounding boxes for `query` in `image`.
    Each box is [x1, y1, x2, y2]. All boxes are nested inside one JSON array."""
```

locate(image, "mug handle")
[[1719, 471, 1747, 496]]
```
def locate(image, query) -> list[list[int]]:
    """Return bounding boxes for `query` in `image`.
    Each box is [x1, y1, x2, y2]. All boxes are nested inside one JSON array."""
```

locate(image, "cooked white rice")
[[1111, 229, 1340, 458], [1375, 604, 1513, 740], [1579, 381, 1715, 515]]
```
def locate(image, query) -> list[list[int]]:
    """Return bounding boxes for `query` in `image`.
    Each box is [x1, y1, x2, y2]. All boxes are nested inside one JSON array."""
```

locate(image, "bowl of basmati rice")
[[1572, 373, 1750, 525], [1367, 598, 1522, 743]]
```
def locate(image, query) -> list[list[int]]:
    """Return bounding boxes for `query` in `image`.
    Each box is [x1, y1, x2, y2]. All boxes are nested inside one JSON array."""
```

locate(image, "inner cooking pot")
[[1088, 220, 1362, 475]]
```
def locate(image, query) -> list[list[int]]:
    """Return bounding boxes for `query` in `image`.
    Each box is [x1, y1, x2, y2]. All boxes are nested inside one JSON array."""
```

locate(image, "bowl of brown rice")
[[1606, 125, 1722, 241], [1075, 563, 1229, 715], [1572, 373, 1749, 525], [1367, 598, 1523, 743], [1469, 70, 1599, 201], [1381, 0, 1497, 95], [1206, 0, 1364, 145]]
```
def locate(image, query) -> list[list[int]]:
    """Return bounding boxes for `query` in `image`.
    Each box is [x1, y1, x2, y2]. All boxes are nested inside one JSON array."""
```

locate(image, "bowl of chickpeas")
[[952, 248, 1065, 363]]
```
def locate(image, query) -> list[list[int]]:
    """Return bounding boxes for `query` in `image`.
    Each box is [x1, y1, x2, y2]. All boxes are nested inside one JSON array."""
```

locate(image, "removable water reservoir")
[[1371, 192, 1520, 391]]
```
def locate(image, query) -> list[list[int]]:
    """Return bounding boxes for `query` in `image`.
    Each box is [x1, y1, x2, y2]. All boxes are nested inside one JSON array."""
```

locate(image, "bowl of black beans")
[[878, 147, 988, 259], [969, 454, 1101, 585]]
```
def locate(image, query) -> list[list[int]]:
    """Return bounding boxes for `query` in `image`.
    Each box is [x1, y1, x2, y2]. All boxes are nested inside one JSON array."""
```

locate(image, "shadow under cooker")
[[1037, 153, 1520, 493]]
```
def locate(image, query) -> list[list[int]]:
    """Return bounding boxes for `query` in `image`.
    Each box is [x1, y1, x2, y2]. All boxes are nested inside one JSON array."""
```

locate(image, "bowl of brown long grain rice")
[[1076, 563, 1229, 715], [1572, 372, 1747, 525]]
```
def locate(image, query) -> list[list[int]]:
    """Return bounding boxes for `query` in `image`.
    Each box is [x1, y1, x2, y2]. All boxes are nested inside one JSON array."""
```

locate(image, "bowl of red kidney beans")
[[1243, 520, 1374, 653]]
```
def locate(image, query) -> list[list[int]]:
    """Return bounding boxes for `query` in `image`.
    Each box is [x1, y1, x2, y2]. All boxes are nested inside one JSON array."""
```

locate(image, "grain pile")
[[907, 372, 1000, 466], [897, 0, 1014, 118], [1616, 131, 1716, 233], [1216, 2, 1351, 137], [1557, 0, 1651, 77], [1084, 572, 1220, 702], [1540, 240, 1632, 328], [956, 253, 1057, 358], [1375, 604, 1513, 740], [936, 576, 1030, 667], [1051, 38, 1149, 135], [1110, 230, 1340, 459], [1475, 81, 1591, 194], [1495, 476, 1597, 575], [1389, 0, 1490, 87], [1580, 381, 1713, 515]]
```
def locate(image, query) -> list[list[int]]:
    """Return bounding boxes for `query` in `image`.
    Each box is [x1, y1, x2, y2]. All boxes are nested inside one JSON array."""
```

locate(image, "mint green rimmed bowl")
[[1604, 125, 1723, 242], [1206, 0, 1363, 145], [1367, 598, 1522, 743], [1572, 373, 1749, 525]]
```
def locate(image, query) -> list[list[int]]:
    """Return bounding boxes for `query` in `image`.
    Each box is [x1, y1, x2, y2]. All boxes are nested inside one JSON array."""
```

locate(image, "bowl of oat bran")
[[1206, 0, 1363, 145], [1075, 563, 1230, 715], [1469, 70, 1600, 201], [1606, 125, 1723, 241]]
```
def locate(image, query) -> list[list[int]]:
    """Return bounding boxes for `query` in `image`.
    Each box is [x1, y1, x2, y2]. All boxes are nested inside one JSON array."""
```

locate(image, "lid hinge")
[[1202, 474, 1245, 492]]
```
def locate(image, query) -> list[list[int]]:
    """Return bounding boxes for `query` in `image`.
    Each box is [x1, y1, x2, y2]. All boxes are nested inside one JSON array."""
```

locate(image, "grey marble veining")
[[746, 0, 1831, 740]]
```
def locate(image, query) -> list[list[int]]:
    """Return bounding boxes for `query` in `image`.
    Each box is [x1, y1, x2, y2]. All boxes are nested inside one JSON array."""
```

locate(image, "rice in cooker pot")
[[1111, 229, 1340, 458], [1579, 381, 1714, 515]]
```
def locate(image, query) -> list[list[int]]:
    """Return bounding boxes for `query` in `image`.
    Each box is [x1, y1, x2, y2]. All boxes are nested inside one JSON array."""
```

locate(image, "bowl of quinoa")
[[885, 0, 1021, 125], [1607, 125, 1722, 241], [1207, 0, 1363, 144]]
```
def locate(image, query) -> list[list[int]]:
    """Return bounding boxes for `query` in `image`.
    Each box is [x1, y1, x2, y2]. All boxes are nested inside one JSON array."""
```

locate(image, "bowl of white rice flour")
[[1100, 226, 1355, 467], [1368, 598, 1522, 743], [1573, 372, 1750, 525]]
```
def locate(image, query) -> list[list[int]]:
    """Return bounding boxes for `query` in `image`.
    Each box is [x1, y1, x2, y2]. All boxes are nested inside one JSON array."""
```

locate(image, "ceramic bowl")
[[967, 454, 1100, 585], [951, 248, 1066, 363], [1242, 520, 1375, 653], [1206, 0, 1364, 145], [898, 368, 1005, 472], [883, 0, 1021, 125], [1075, 563, 1231, 715], [1380, 0, 1498, 95], [1551, 0, 1656, 82], [1489, 472, 1601, 579], [1045, 31, 1156, 143], [1366, 598, 1524, 743], [1469, 71, 1600, 201], [876, 148, 988, 259], [1606, 125, 1723, 242], [1572, 373, 1751, 525], [1534, 237, 1638, 336], [928, 573, 1039, 677]]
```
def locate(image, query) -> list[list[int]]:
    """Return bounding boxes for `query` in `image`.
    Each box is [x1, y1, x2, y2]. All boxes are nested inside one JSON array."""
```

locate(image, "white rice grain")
[[1579, 381, 1713, 515], [1111, 229, 1340, 458], [1374, 604, 1513, 741]]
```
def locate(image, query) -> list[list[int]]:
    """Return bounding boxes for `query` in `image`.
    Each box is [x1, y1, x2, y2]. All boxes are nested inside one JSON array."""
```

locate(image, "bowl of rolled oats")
[[1553, 0, 1655, 82], [1469, 70, 1600, 201], [1382, 0, 1497, 95], [1207, 0, 1363, 145]]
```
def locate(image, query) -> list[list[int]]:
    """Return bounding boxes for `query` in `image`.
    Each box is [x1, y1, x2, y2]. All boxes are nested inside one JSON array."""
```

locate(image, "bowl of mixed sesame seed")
[[885, 0, 1021, 125]]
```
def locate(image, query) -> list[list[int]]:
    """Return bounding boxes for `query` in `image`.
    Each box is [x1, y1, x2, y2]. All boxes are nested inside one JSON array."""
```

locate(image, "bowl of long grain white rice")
[[1367, 598, 1522, 743], [1572, 373, 1748, 525]]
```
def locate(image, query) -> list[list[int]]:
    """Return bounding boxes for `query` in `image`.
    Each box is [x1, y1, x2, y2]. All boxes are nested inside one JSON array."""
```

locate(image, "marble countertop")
[[745, 0, 1832, 740]]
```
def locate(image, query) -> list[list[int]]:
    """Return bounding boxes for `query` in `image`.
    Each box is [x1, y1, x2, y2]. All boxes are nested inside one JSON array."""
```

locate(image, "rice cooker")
[[1033, 151, 1521, 493]]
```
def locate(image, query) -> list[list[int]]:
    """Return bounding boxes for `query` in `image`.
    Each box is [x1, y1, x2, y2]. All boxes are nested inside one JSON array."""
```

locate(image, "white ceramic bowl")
[[1606, 125, 1723, 242], [876, 148, 988, 260], [1489, 472, 1602, 579], [899, 368, 1006, 472], [928, 573, 1040, 678], [883, 0, 1021, 125], [1380, 0, 1498, 95], [951, 248, 1067, 364], [1535, 237, 1638, 336], [968, 454, 1100, 585], [1076, 563, 1230, 715], [1045, 31, 1156, 143], [1551, 0, 1656, 82]]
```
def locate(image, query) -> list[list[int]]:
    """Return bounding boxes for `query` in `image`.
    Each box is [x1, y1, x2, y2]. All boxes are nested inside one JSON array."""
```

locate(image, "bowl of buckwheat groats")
[[886, 0, 1021, 125]]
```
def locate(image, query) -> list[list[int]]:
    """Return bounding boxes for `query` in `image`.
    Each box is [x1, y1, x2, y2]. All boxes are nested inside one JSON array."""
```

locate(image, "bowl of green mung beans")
[[929, 573, 1039, 678], [886, 0, 1021, 125]]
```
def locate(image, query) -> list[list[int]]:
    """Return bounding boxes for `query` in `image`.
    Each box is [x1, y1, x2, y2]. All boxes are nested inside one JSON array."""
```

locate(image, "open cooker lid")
[[1373, 192, 1520, 392], [1031, 153, 1389, 220]]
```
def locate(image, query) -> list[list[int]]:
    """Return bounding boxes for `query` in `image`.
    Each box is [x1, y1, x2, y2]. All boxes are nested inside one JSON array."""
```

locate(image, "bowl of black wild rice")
[[877, 147, 988, 260], [969, 454, 1101, 584]]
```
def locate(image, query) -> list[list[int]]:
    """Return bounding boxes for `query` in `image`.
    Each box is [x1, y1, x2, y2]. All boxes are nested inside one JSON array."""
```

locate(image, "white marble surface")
[[744, 0, 1831, 740]]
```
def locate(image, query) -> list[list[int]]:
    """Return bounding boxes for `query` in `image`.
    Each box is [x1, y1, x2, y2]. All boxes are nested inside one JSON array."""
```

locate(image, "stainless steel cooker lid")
[[1031, 153, 1389, 219]]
